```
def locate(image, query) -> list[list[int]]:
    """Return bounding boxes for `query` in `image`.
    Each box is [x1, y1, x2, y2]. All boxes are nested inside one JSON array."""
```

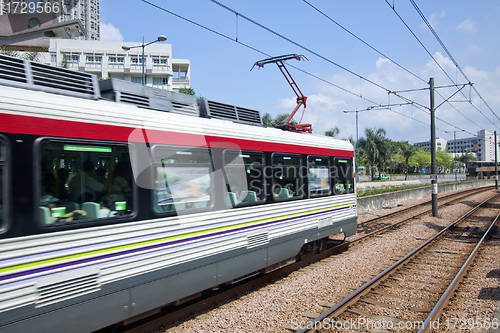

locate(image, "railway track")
[[99, 186, 493, 333], [293, 193, 500, 333], [353, 185, 493, 242]]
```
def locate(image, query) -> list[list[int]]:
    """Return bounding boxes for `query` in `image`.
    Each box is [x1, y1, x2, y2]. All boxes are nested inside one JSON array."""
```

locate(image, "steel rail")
[[353, 186, 493, 244], [296, 193, 500, 333], [418, 210, 500, 333], [360, 186, 493, 227]]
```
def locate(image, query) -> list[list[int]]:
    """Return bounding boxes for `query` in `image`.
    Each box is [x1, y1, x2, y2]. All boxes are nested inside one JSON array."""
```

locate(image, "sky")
[[99, 0, 500, 144]]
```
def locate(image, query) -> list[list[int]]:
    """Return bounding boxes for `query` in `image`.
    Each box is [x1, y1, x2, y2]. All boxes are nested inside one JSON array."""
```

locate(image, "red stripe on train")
[[0, 113, 354, 157]]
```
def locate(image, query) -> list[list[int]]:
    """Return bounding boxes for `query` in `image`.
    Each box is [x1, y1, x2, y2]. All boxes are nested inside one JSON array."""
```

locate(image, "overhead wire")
[[140, 0, 475, 135], [384, 0, 500, 131], [140, 0, 433, 128], [408, 0, 500, 125], [208, 0, 480, 134], [303, 0, 484, 131]]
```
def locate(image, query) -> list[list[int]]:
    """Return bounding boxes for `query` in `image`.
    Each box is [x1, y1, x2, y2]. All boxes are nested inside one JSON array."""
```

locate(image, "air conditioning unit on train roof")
[[99, 78, 199, 117], [0, 54, 100, 99], [198, 99, 263, 126]]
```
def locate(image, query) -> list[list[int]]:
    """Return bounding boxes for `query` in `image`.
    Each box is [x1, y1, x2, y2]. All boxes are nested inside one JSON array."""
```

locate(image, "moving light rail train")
[[466, 161, 500, 180], [0, 55, 357, 332]]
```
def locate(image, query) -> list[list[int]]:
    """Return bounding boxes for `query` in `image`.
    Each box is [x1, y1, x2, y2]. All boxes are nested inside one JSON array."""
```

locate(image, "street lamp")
[[445, 129, 465, 181], [122, 35, 167, 86], [343, 109, 361, 183]]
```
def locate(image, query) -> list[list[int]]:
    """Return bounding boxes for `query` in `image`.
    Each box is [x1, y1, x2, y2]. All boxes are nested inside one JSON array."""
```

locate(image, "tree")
[[0, 45, 44, 62], [409, 149, 431, 172], [0, 46, 19, 58], [60, 53, 68, 68], [262, 113, 273, 126], [358, 127, 387, 180], [179, 87, 195, 96], [325, 126, 340, 138], [436, 150, 453, 171], [399, 141, 417, 180], [261, 113, 297, 126], [457, 152, 477, 168]]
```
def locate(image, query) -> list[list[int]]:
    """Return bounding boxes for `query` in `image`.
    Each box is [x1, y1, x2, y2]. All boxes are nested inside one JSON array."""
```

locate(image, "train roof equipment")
[[0, 54, 100, 99], [0, 53, 266, 126], [251, 54, 312, 134]]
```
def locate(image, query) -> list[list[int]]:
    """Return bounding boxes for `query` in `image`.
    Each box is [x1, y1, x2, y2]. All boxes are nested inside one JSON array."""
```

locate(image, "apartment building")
[[46, 39, 190, 91], [414, 130, 500, 162], [1, 0, 99, 40]]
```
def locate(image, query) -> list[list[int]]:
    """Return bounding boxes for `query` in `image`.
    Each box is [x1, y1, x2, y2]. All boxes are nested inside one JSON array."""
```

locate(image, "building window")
[[152, 77, 168, 87], [130, 56, 142, 69], [50, 53, 56, 63], [110, 75, 125, 81], [108, 56, 125, 69], [85, 54, 102, 68], [152, 56, 169, 70], [131, 76, 142, 84], [62, 53, 80, 67]]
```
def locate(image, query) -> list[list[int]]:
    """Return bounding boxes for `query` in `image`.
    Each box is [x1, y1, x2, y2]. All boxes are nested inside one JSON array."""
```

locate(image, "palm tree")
[[400, 141, 417, 180], [359, 127, 387, 180], [262, 113, 273, 126], [325, 126, 340, 138], [261, 113, 298, 126], [457, 152, 477, 169]]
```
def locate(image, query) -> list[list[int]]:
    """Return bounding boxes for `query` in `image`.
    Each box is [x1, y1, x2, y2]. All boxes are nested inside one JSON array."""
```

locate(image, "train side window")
[[308, 156, 330, 197], [38, 141, 134, 226], [272, 154, 303, 199], [223, 150, 265, 206], [0, 139, 8, 232], [332, 158, 354, 194], [152, 146, 213, 214]]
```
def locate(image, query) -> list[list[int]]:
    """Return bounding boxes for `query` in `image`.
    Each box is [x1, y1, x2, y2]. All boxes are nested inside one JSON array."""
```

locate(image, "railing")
[[152, 84, 169, 90], [85, 63, 102, 69], [172, 78, 190, 85], [152, 65, 171, 71]]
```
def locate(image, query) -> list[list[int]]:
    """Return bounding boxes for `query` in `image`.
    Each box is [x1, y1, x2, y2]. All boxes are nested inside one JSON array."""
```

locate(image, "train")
[[466, 161, 500, 180], [0, 55, 357, 332]]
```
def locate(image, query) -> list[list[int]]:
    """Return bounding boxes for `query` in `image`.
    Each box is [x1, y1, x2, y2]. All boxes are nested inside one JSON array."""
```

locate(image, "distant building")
[[57, 0, 100, 40], [1, 0, 99, 40], [414, 137, 447, 152], [44, 39, 190, 91], [414, 130, 500, 162], [0, 14, 85, 49]]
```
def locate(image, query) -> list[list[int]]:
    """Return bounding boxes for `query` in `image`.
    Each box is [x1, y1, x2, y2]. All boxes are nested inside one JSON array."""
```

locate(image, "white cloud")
[[300, 54, 500, 144], [100, 22, 124, 42], [419, 10, 446, 30], [456, 19, 478, 33]]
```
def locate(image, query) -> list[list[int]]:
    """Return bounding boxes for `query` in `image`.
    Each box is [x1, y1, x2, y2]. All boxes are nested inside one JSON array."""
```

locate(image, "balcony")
[[172, 78, 190, 86]]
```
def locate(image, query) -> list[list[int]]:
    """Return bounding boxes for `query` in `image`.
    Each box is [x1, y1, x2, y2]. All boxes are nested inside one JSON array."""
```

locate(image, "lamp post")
[[122, 35, 167, 86], [343, 109, 361, 183], [445, 129, 465, 181]]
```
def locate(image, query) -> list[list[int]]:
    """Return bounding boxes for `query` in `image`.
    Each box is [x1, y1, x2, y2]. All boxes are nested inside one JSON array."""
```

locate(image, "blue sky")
[[100, 0, 500, 144]]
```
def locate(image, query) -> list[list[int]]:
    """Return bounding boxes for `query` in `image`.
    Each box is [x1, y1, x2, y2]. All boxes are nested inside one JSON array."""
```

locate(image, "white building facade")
[[1, 0, 100, 40], [414, 130, 500, 162], [414, 137, 448, 152], [58, 0, 100, 40], [45, 39, 190, 91]]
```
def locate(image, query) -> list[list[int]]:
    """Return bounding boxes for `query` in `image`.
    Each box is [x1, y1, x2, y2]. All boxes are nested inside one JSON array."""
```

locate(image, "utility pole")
[[495, 131, 498, 190], [430, 78, 438, 217]]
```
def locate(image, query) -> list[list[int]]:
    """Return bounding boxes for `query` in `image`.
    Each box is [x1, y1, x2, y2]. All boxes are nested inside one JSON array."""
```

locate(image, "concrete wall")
[[357, 180, 495, 214]]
